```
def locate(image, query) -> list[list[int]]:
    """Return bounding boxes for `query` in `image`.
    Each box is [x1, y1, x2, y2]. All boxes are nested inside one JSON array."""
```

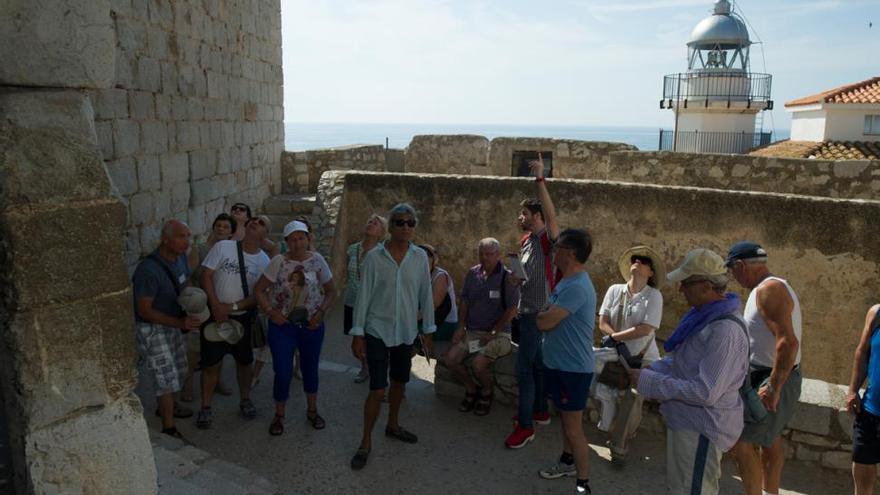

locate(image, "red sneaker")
[[511, 412, 552, 426], [533, 411, 551, 425], [505, 425, 535, 449]]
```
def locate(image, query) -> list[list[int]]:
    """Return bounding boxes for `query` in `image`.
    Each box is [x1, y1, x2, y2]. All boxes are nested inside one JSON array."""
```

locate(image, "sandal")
[[350, 447, 370, 470], [269, 415, 284, 436], [458, 390, 479, 413], [473, 393, 493, 416], [307, 410, 326, 430], [385, 426, 418, 444]]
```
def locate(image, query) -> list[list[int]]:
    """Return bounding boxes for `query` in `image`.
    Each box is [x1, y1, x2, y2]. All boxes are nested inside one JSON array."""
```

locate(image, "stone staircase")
[[151, 431, 286, 495], [262, 193, 318, 241]]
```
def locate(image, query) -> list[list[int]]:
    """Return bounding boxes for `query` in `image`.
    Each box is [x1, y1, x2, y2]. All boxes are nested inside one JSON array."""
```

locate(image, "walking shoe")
[[539, 462, 577, 480], [354, 368, 369, 384], [504, 425, 535, 449], [533, 411, 551, 425], [195, 407, 212, 429], [511, 412, 551, 426], [239, 399, 257, 419]]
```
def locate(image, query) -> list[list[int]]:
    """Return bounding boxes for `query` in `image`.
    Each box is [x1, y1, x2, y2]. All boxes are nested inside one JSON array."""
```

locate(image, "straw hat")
[[202, 320, 244, 344], [617, 245, 665, 287]]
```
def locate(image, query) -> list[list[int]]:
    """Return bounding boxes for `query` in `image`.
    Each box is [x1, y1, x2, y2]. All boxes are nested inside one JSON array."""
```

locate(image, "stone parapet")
[[321, 171, 880, 386], [607, 151, 880, 200]]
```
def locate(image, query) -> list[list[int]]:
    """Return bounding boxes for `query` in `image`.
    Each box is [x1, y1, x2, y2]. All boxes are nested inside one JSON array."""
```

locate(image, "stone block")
[[177, 121, 201, 151], [0, 0, 115, 88], [24, 398, 156, 494], [154, 189, 172, 222], [137, 56, 162, 92], [161, 61, 179, 94], [836, 409, 854, 442], [147, 28, 169, 60], [140, 223, 161, 254], [114, 119, 141, 158], [141, 121, 169, 154], [95, 120, 114, 159], [155, 94, 171, 120], [130, 191, 153, 225], [137, 154, 161, 191], [189, 149, 217, 180], [0, 122, 112, 210], [191, 178, 217, 205], [94, 88, 130, 120], [790, 431, 839, 449], [115, 48, 136, 89], [171, 182, 191, 215], [106, 157, 139, 196], [794, 444, 821, 462], [161, 152, 190, 186], [129, 90, 155, 120], [820, 450, 853, 470], [0, 90, 98, 146]]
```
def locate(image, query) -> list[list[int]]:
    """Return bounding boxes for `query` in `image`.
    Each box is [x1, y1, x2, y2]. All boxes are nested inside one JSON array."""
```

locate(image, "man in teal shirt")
[[349, 203, 435, 470]]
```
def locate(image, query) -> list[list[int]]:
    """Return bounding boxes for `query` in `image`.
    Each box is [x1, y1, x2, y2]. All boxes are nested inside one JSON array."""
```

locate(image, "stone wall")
[[320, 171, 880, 386], [91, 0, 285, 269], [282, 136, 636, 194], [608, 151, 880, 200]]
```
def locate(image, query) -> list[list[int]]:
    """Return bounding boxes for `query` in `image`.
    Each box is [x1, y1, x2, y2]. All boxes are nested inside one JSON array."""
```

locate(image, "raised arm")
[[531, 152, 560, 241]]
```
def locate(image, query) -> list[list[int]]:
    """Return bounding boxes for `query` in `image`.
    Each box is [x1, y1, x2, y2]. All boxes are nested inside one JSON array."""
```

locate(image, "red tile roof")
[[785, 77, 880, 107], [749, 139, 880, 160]]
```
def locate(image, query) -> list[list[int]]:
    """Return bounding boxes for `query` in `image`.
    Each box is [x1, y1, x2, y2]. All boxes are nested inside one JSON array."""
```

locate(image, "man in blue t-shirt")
[[132, 219, 202, 440], [536, 228, 597, 495]]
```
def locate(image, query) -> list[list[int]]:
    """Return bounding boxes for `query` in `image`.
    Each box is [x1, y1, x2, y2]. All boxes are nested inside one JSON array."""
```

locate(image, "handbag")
[[597, 291, 651, 390], [236, 241, 266, 348]]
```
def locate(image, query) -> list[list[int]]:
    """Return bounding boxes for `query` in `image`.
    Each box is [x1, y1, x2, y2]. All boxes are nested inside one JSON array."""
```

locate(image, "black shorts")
[[545, 368, 593, 411], [365, 334, 412, 390], [199, 312, 255, 368], [853, 409, 880, 465], [343, 305, 353, 335]]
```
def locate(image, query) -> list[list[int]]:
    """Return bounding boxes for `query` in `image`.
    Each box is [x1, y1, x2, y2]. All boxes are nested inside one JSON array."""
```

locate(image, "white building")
[[786, 77, 880, 143], [659, 0, 773, 154]]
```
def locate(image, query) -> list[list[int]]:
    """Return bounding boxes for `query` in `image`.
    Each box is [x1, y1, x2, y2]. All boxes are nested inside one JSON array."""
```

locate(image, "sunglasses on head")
[[631, 255, 653, 267], [392, 219, 417, 228]]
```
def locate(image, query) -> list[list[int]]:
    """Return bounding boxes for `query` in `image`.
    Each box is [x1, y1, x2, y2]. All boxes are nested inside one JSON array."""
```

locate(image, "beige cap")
[[617, 245, 665, 287], [202, 320, 244, 344], [666, 248, 727, 283], [177, 287, 211, 324]]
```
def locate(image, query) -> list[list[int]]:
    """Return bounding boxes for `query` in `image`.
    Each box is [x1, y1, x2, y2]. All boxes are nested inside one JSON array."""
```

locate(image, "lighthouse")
[[659, 0, 773, 154]]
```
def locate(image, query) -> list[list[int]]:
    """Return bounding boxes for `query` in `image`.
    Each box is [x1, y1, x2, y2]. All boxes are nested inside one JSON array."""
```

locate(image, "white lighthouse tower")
[[659, 0, 773, 154]]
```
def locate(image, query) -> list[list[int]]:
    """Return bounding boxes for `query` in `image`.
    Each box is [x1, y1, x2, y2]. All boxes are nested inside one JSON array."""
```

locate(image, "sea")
[[285, 122, 668, 152]]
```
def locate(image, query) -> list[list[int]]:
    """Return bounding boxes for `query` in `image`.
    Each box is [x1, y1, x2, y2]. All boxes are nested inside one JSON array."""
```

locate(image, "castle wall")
[[91, 0, 285, 269], [320, 171, 880, 386]]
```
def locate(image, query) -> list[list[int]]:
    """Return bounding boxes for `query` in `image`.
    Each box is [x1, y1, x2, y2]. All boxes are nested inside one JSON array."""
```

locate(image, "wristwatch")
[[232, 302, 239, 311]]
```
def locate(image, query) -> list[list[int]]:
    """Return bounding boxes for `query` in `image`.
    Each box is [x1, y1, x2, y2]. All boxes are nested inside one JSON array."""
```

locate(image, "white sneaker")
[[539, 462, 577, 480], [354, 368, 369, 384]]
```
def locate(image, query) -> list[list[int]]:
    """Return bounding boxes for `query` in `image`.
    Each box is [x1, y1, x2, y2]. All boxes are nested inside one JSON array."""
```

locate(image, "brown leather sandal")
[[473, 393, 493, 416]]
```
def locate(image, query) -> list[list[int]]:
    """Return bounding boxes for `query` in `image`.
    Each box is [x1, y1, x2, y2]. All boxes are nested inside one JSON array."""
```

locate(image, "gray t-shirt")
[[132, 250, 190, 323]]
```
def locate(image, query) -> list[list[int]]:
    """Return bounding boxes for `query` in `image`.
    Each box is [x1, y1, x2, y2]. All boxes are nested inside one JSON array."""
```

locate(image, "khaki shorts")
[[453, 331, 512, 360]]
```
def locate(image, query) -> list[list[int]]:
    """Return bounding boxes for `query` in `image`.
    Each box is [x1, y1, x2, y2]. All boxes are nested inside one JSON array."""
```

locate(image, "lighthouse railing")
[[658, 130, 773, 154], [661, 72, 772, 104]]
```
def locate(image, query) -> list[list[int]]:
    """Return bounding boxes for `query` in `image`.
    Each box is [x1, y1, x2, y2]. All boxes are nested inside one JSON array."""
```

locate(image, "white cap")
[[283, 220, 309, 239]]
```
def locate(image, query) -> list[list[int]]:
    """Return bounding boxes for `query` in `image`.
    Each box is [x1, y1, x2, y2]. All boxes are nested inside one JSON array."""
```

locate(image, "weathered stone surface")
[[406, 135, 489, 175], [0, 0, 115, 88], [25, 398, 156, 494], [0, 90, 98, 145]]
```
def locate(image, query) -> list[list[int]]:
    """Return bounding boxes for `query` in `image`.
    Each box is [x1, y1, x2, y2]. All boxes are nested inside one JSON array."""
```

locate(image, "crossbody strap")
[[712, 313, 751, 389], [236, 241, 249, 298], [501, 267, 507, 309], [147, 253, 182, 296]]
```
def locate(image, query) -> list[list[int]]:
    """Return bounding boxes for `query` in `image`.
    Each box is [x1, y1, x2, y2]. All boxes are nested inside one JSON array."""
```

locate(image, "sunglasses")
[[631, 255, 653, 267], [231, 205, 249, 213], [247, 218, 267, 227], [392, 219, 417, 228]]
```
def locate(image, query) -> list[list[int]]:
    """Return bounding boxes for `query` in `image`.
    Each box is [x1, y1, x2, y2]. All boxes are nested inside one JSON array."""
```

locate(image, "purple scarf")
[[664, 293, 742, 353]]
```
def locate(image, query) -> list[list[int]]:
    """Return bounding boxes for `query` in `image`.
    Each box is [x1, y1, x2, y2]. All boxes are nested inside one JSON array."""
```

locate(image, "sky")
[[280, 0, 879, 132]]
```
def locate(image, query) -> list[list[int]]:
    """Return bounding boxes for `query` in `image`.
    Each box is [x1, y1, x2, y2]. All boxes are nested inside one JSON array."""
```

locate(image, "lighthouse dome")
[[688, 0, 750, 49]]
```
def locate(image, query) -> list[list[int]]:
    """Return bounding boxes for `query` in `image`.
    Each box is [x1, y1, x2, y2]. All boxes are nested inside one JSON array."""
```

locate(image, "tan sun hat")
[[617, 245, 665, 287], [202, 320, 244, 344], [666, 248, 727, 283], [177, 287, 211, 324]]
